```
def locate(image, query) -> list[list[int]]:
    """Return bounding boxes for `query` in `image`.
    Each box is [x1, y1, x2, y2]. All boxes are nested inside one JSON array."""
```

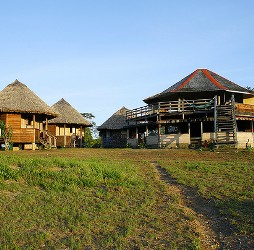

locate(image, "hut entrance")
[[190, 122, 202, 146]]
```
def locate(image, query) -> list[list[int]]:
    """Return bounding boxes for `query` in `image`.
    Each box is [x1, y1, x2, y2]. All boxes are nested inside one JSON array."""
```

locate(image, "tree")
[[246, 86, 254, 91], [0, 121, 13, 150], [81, 113, 101, 148]]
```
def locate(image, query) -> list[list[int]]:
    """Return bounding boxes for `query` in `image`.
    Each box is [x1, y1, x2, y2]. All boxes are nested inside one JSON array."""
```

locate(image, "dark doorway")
[[190, 122, 202, 145]]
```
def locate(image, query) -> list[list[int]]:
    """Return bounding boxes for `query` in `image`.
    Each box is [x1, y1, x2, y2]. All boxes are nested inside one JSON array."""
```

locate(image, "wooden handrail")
[[126, 98, 214, 120], [45, 131, 57, 148]]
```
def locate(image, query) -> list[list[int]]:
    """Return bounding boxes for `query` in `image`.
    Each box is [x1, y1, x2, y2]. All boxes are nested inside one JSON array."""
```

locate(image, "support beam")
[[217, 95, 221, 105], [158, 124, 161, 148], [80, 125, 83, 148], [214, 95, 217, 134], [32, 114, 36, 150], [188, 122, 191, 144], [64, 124, 66, 147], [135, 127, 138, 147], [201, 121, 203, 142]]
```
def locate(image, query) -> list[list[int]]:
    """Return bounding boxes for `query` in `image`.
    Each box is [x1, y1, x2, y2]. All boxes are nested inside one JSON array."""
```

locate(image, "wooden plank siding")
[[0, 114, 35, 144], [56, 136, 71, 147], [48, 124, 56, 135], [12, 129, 34, 143]]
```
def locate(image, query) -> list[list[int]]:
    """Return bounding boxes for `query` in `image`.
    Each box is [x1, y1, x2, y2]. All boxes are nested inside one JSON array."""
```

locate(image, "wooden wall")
[[56, 136, 71, 147], [243, 97, 254, 105], [160, 134, 190, 148], [0, 114, 35, 143], [236, 132, 254, 148], [48, 125, 56, 135]]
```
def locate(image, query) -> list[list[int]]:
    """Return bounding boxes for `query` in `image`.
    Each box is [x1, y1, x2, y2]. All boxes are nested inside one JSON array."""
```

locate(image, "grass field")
[[0, 148, 253, 249]]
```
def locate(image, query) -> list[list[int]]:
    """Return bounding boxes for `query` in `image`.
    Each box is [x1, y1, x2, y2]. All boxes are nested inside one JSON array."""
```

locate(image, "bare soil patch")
[[152, 162, 254, 250]]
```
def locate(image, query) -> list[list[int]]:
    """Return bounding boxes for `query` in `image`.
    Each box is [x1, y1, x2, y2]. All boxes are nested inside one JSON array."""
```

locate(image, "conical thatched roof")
[[98, 107, 129, 130], [0, 79, 58, 117], [144, 69, 254, 103], [48, 98, 91, 126]]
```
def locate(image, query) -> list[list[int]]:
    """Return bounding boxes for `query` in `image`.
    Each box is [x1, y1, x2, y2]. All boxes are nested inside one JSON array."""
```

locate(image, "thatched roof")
[[48, 98, 91, 126], [0, 79, 58, 117], [144, 69, 254, 103], [98, 107, 129, 130]]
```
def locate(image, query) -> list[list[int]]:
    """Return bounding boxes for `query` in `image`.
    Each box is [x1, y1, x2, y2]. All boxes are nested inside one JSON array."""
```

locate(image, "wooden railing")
[[126, 105, 158, 119], [235, 103, 254, 113], [126, 98, 215, 120], [46, 131, 57, 148]]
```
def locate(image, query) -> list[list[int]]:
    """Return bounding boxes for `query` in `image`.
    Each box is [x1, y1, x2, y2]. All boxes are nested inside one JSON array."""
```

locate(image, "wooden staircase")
[[215, 97, 237, 147], [40, 131, 57, 149]]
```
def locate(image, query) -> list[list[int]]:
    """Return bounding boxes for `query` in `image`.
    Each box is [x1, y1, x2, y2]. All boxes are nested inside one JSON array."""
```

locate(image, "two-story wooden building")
[[126, 69, 254, 149], [0, 80, 58, 150], [48, 98, 91, 147]]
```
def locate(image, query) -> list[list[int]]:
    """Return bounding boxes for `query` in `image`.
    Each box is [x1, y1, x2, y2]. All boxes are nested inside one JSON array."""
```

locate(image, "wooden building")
[[98, 107, 129, 148], [0, 80, 58, 150], [48, 98, 91, 147], [126, 69, 254, 149]]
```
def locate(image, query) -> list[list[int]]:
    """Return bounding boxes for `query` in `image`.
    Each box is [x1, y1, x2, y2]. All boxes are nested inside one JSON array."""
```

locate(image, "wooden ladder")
[[215, 96, 237, 147]]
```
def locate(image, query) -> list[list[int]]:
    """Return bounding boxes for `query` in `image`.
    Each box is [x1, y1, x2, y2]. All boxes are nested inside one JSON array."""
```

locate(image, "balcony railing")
[[126, 98, 215, 120]]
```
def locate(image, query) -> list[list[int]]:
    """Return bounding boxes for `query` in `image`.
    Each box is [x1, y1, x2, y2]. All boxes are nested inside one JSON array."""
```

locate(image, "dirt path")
[[151, 161, 254, 250]]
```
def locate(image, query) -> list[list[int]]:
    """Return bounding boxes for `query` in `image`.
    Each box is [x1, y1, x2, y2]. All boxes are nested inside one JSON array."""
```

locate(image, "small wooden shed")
[[48, 98, 91, 147], [98, 107, 129, 148], [0, 79, 58, 150]]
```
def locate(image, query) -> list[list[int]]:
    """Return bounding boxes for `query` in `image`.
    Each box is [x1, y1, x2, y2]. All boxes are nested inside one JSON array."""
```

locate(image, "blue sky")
[[1, 0, 254, 125]]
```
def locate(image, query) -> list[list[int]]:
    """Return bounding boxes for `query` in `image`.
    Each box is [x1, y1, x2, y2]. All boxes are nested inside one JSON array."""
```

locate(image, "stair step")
[[215, 101, 237, 146], [216, 141, 236, 145]]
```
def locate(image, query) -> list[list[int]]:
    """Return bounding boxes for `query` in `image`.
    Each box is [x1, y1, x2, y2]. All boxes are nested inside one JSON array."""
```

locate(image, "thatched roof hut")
[[0, 79, 58, 118], [49, 98, 91, 126], [98, 107, 129, 130], [144, 69, 254, 104]]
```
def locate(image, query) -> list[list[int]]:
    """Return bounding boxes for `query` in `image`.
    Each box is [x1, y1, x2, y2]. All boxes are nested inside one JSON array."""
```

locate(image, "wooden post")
[[251, 121, 254, 147], [217, 95, 221, 105], [188, 122, 191, 144], [64, 124, 66, 147], [214, 96, 217, 135], [146, 125, 149, 137], [135, 127, 138, 147], [201, 121, 203, 142], [127, 128, 129, 139], [80, 125, 83, 148], [158, 124, 161, 148], [32, 114, 36, 150]]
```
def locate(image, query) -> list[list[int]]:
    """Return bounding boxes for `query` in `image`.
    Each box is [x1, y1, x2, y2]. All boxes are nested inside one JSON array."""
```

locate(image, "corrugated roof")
[[98, 107, 129, 130], [144, 69, 253, 103], [0, 79, 58, 117], [48, 98, 91, 126]]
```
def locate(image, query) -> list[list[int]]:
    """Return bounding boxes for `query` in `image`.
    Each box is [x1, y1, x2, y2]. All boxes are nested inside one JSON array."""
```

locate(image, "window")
[[21, 114, 32, 128], [167, 126, 179, 134], [164, 123, 188, 134]]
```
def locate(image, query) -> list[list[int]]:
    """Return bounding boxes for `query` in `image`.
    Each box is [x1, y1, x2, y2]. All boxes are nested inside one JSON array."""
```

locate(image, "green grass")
[[159, 151, 254, 235], [1, 148, 253, 249], [0, 151, 198, 249]]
